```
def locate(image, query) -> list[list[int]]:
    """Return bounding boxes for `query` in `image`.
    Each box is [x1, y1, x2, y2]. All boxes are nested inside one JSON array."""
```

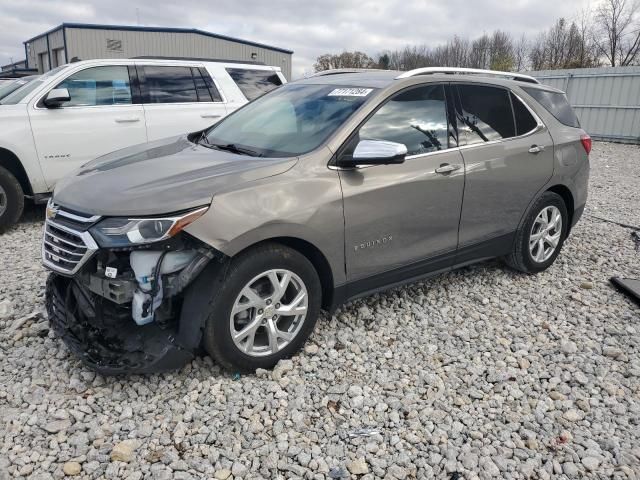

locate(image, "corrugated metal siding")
[[528, 66, 640, 144], [65, 28, 292, 79]]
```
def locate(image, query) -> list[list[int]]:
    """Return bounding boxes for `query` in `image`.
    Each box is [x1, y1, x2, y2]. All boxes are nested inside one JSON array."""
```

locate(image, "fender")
[[0, 106, 48, 194]]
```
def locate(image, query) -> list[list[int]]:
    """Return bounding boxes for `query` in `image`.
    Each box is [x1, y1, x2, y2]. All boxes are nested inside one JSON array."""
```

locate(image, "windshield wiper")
[[198, 130, 211, 146], [210, 143, 263, 157]]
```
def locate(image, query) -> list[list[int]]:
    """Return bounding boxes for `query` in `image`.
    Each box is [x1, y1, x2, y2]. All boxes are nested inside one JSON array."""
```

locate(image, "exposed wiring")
[[586, 214, 640, 231], [586, 214, 640, 251]]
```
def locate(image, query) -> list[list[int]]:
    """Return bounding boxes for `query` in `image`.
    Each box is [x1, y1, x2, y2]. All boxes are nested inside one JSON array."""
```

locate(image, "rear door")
[[29, 64, 147, 188], [454, 83, 554, 250], [339, 83, 465, 283], [138, 64, 228, 141]]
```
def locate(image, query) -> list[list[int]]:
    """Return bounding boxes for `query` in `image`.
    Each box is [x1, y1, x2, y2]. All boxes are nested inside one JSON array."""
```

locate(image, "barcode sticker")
[[327, 88, 373, 97]]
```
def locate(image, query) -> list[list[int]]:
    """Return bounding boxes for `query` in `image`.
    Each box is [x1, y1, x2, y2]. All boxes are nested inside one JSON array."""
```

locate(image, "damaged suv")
[[43, 68, 590, 374]]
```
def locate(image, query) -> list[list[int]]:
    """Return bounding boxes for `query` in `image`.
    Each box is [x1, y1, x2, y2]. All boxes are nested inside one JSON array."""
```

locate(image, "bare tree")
[[594, 0, 640, 66], [513, 34, 529, 71], [313, 51, 376, 72]]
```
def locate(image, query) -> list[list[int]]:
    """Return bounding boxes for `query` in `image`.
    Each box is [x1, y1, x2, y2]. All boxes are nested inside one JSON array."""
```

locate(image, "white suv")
[[0, 58, 286, 232]]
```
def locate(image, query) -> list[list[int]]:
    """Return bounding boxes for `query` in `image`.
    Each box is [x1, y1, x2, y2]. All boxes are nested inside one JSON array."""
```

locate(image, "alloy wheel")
[[529, 205, 562, 263], [230, 269, 309, 357]]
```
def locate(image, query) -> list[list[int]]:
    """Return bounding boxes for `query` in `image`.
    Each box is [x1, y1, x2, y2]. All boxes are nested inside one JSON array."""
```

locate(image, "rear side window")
[[358, 84, 449, 155], [511, 93, 538, 135], [196, 67, 223, 102], [457, 85, 515, 144], [226, 68, 282, 101], [522, 87, 579, 128], [54, 66, 132, 106], [141, 66, 198, 103]]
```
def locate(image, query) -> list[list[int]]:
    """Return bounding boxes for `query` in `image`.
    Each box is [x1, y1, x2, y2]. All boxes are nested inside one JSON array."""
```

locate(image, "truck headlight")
[[90, 206, 208, 247]]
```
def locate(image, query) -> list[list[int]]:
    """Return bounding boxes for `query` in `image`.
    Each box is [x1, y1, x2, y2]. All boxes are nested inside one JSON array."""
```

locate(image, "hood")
[[53, 135, 297, 216]]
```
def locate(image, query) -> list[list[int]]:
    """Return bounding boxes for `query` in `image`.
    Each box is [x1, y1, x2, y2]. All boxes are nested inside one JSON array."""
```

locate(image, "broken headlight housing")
[[90, 206, 208, 247]]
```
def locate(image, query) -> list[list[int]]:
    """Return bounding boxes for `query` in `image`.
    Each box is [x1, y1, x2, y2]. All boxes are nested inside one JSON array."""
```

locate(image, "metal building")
[[22, 23, 293, 79], [528, 66, 640, 144]]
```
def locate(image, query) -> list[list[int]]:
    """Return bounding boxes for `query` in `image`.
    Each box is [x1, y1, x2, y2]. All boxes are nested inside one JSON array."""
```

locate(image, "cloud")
[[0, 0, 589, 76]]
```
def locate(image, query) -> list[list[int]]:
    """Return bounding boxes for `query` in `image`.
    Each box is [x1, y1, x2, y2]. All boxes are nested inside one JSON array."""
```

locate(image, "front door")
[[137, 65, 228, 141], [339, 84, 465, 284], [29, 65, 147, 188], [453, 83, 555, 249]]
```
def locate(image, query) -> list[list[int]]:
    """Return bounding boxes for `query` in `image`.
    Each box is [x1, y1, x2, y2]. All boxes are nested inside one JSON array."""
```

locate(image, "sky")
[[0, 0, 591, 78]]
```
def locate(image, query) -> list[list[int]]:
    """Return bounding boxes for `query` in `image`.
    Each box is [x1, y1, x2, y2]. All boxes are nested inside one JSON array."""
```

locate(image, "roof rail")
[[396, 67, 539, 84], [310, 68, 391, 77], [131, 56, 266, 65]]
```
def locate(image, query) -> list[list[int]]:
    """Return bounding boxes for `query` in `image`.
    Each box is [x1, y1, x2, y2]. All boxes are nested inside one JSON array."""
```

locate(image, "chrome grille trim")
[[48, 201, 101, 224], [42, 219, 99, 275]]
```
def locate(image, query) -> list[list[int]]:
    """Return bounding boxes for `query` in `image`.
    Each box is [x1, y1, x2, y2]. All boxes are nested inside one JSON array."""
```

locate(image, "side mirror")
[[339, 139, 407, 168], [43, 88, 70, 108]]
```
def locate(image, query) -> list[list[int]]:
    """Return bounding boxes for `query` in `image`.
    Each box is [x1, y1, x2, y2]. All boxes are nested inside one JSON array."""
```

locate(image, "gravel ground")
[[1, 142, 639, 480]]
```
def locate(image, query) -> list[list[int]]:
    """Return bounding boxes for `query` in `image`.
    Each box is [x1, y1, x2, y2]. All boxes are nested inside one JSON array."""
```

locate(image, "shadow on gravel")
[[19, 202, 46, 225]]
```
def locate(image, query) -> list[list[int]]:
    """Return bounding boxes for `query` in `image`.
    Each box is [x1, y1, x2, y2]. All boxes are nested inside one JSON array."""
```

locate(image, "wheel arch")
[[237, 236, 336, 311], [546, 184, 575, 232], [0, 147, 32, 196]]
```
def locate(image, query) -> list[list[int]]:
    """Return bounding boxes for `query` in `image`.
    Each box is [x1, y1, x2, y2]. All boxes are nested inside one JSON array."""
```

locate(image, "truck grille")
[[42, 206, 100, 275]]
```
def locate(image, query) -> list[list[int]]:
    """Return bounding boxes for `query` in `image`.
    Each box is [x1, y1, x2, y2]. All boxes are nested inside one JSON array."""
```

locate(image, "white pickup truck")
[[0, 58, 286, 232]]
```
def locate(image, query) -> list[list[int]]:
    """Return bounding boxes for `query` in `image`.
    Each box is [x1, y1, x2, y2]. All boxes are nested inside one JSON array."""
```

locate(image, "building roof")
[[23, 23, 293, 55]]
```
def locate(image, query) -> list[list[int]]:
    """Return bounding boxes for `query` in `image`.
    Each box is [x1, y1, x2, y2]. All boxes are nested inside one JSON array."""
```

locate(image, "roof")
[[23, 23, 293, 55]]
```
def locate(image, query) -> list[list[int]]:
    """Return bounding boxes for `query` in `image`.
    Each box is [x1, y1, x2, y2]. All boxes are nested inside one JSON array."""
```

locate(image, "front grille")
[[42, 211, 100, 275]]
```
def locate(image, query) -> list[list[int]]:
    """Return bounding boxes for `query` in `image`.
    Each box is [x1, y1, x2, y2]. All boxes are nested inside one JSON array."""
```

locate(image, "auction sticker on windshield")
[[327, 88, 373, 97]]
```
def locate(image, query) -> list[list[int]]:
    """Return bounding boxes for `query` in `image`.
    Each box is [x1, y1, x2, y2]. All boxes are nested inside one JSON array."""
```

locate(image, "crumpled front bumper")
[[46, 274, 197, 375]]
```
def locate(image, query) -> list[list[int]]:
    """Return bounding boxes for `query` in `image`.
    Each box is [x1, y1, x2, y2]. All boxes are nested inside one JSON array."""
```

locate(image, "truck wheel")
[[0, 166, 24, 234], [505, 191, 568, 274], [203, 243, 321, 373]]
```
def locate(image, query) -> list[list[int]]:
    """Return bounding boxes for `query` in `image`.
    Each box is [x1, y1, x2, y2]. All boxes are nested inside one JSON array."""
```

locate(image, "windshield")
[[204, 83, 375, 157], [0, 65, 67, 105], [0, 80, 27, 100]]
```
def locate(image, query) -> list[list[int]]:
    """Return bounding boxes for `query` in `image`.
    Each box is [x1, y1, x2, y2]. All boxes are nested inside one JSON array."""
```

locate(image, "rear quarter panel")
[[514, 87, 590, 221]]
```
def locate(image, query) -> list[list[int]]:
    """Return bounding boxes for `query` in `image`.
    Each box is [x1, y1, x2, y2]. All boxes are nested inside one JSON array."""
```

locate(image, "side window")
[[511, 93, 538, 135], [358, 84, 449, 156], [522, 87, 580, 128], [196, 67, 223, 102], [141, 66, 198, 104], [226, 68, 283, 101], [457, 85, 515, 144], [54, 66, 132, 107]]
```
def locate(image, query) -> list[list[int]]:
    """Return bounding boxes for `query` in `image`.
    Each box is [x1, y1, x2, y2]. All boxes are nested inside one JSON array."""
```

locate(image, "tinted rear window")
[[457, 84, 516, 144], [226, 68, 282, 101], [141, 66, 198, 103], [522, 87, 580, 128]]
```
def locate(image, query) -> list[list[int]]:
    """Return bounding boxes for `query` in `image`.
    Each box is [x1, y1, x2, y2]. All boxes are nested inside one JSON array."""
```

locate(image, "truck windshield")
[[0, 65, 67, 105], [204, 83, 376, 157]]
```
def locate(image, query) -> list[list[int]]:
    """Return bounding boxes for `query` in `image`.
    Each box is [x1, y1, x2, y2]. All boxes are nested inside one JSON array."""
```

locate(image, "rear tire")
[[506, 191, 568, 273], [0, 166, 24, 234], [203, 243, 321, 373]]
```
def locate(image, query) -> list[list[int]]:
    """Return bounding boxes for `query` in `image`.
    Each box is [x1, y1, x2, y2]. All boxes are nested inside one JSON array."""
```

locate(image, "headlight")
[[90, 206, 208, 247]]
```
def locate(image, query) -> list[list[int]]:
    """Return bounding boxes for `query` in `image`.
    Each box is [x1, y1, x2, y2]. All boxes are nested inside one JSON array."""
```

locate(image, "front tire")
[[506, 191, 568, 273], [203, 243, 321, 373], [0, 166, 24, 234]]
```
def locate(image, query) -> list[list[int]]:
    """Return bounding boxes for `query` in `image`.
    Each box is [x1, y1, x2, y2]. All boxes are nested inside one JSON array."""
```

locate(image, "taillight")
[[580, 134, 592, 155]]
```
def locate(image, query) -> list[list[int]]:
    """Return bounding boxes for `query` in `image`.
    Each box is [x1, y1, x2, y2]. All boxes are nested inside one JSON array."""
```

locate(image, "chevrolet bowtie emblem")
[[46, 204, 59, 220]]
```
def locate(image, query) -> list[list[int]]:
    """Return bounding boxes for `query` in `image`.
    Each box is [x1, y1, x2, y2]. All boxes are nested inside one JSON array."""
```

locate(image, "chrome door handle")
[[528, 145, 545, 154], [201, 114, 221, 119], [115, 117, 141, 123], [435, 163, 461, 174]]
